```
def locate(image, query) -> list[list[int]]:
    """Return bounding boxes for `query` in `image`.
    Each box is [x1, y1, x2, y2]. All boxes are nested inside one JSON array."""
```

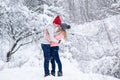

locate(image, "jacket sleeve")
[[44, 29, 51, 42], [47, 25, 59, 43]]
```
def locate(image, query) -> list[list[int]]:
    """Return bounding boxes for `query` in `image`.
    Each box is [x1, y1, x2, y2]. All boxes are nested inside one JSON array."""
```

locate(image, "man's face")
[[53, 23, 60, 27]]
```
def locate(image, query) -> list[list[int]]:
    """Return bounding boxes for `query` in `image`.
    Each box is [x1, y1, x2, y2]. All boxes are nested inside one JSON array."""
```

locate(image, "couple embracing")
[[41, 15, 70, 77]]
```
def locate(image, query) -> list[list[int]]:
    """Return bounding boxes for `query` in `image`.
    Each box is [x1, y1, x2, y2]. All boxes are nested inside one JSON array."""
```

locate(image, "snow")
[[1, 0, 120, 80], [0, 60, 4, 70], [0, 58, 119, 80]]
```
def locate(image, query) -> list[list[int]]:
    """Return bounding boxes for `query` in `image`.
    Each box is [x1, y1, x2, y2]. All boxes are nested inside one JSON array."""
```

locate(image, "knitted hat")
[[61, 23, 71, 30], [53, 15, 61, 25]]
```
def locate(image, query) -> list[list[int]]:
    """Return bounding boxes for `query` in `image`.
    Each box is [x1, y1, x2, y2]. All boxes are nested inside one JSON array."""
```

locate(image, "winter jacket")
[[41, 24, 58, 44], [50, 31, 64, 47]]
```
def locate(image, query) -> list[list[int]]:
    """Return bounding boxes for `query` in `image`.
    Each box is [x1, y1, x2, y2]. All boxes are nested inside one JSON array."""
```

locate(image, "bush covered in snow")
[[0, 60, 4, 70], [59, 15, 120, 79], [92, 56, 120, 78]]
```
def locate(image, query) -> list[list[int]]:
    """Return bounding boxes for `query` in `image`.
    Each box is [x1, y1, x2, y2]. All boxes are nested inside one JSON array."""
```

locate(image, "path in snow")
[[0, 58, 119, 80]]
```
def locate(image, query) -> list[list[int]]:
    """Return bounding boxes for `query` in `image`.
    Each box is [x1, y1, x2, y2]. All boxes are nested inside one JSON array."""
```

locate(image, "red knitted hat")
[[53, 15, 61, 25]]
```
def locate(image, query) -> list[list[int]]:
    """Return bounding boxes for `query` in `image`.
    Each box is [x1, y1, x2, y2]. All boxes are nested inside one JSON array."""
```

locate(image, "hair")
[[57, 28, 67, 40]]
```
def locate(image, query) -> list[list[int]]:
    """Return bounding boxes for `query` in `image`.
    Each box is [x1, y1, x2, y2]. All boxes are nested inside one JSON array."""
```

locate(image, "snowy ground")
[[0, 58, 119, 80]]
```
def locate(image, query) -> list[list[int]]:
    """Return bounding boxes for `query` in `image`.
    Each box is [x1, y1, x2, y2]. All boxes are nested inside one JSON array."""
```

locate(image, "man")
[[41, 15, 61, 77]]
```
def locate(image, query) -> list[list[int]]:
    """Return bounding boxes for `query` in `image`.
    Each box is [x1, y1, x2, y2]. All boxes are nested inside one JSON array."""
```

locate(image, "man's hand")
[[45, 29, 49, 35], [45, 29, 51, 42]]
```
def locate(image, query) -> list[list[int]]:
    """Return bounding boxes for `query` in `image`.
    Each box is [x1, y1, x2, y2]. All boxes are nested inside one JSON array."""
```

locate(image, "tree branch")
[[12, 40, 33, 54]]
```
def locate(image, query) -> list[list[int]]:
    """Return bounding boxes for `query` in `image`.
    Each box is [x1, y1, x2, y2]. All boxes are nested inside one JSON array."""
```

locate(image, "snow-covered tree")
[[62, 0, 120, 23], [0, 0, 50, 62]]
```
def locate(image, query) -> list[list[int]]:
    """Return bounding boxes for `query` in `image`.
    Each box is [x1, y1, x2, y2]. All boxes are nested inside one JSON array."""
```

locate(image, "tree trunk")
[[6, 51, 12, 62], [6, 42, 18, 62]]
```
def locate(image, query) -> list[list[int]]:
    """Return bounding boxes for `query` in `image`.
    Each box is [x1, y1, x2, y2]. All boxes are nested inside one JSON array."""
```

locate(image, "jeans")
[[41, 44, 55, 75], [51, 46, 62, 73], [50, 53, 55, 73]]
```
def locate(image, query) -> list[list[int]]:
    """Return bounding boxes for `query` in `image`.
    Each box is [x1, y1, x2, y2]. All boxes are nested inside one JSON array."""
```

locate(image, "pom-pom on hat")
[[53, 15, 61, 25], [61, 23, 71, 31]]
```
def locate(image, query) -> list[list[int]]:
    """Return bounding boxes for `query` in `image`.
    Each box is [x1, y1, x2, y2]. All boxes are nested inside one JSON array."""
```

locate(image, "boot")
[[44, 73, 50, 77], [58, 71, 63, 77], [51, 71, 55, 76]]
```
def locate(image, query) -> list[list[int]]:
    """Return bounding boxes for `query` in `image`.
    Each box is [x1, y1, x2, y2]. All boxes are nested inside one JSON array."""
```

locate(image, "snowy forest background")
[[0, 0, 120, 79]]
